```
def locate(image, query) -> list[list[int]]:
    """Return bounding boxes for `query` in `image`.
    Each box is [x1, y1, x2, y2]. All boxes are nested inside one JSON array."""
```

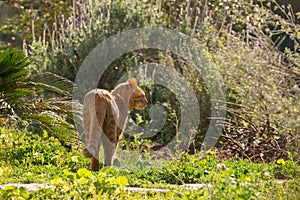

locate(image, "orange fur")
[[82, 78, 147, 171]]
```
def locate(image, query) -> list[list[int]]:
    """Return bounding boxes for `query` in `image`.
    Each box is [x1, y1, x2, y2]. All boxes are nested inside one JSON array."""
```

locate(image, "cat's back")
[[85, 88, 112, 98], [84, 89, 113, 104], [84, 89, 118, 117]]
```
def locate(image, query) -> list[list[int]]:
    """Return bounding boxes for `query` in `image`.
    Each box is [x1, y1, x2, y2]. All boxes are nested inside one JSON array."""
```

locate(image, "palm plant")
[[0, 48, 80, 149]]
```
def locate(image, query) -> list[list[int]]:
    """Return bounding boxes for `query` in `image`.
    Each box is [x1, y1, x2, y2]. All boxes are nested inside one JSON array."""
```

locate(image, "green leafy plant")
[[0, 48, 80, 148], [0, 0, 72, 50], [25, 0, 300, 161]]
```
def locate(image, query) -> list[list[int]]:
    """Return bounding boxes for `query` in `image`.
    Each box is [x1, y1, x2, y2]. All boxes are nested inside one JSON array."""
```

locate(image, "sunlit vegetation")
[[0, 0, 299, 199]]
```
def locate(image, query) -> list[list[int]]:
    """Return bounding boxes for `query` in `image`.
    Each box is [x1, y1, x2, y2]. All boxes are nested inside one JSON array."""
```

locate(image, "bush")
[[0, 48, 80, 148], [26, 0, 300, 161]]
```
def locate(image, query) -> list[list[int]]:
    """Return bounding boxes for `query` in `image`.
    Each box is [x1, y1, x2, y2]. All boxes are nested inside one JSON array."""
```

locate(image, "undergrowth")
[[0, 127, 299, 199]]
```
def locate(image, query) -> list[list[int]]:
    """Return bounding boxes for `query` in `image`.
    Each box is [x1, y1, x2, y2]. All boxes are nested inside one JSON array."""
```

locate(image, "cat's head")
[[128, 78, 148, 111]]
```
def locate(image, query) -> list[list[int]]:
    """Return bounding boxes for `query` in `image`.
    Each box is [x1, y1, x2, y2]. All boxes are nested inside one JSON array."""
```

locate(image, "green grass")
[[0, 127, 299, 199]]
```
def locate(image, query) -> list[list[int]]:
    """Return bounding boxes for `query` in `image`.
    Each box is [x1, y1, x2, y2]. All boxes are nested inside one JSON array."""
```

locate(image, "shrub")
[[26, 0, 300, 161], [0, 48, 80, 148]]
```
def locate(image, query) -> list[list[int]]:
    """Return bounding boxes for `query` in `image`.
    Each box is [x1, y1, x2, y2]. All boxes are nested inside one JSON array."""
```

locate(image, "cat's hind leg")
[[102, 132, 117, 167], [82, 101, 92, 158], [89, 115, 102, 171], [86, 92, 105, 171]]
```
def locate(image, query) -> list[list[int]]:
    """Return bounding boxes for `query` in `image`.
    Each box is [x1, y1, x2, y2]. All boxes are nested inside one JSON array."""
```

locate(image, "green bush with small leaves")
[[25, 0, 300, 160]]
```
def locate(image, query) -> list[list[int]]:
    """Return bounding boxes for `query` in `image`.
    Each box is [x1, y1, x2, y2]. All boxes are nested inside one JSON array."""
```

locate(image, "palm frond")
[[0, 49, 81, 149], [27, 112, 80, 149], [0, 48, 30, 74], [30, 72, 74, 94], [0, 49, 30, 93]]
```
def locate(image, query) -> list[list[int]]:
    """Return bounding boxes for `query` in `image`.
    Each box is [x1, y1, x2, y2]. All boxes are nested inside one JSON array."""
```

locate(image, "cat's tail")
[[82, 148, 92, 158]]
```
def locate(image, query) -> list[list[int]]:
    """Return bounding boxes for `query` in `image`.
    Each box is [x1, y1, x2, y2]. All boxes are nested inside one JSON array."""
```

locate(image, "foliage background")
[[0, 0, 300, 199], [0, 0, 299, 161]]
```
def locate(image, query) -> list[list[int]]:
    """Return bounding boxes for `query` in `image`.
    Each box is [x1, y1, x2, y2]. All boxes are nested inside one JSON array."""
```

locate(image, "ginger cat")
[[82, 78, 147, 171]]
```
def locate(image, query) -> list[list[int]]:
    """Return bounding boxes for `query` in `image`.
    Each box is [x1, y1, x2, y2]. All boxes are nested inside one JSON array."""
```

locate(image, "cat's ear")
[[128, 78, 137, 88]]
